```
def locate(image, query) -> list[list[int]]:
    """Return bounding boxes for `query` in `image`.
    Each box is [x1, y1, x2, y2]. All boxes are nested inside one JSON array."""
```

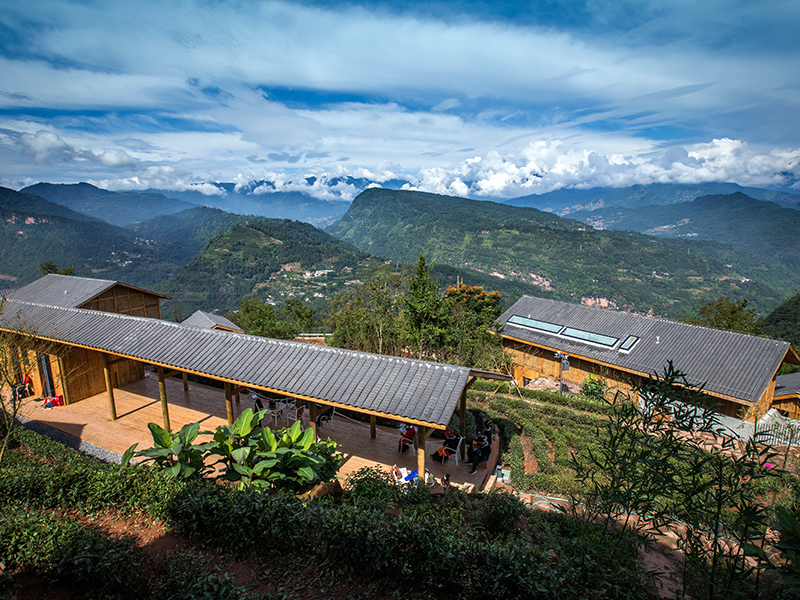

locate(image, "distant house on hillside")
[[181, 310, 243, 334], [497, 295, 800, 439]]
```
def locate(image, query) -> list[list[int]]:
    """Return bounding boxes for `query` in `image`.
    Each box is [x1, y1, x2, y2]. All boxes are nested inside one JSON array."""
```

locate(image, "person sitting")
[[431, 429, 460, 463], [468, 431, 491, 475], [480, 418, 493, 444], [316, 405, 334, 428], [398, 424, 416, 453]]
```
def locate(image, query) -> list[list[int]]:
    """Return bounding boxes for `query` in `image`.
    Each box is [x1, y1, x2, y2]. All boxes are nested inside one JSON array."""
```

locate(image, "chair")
[[445, 436, 464, 467]]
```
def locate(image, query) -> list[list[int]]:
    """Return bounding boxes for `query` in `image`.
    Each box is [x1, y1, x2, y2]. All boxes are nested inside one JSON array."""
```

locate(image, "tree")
[[283, 298, 316, 333], [682, 297, 763, 335], [440, 282, 507, 369], [228, 298, 297, 339], [0, 299, 68, 465], [39, 261, 76, 276], [402, 255, 445, 358], [327, 264, 405, 355]]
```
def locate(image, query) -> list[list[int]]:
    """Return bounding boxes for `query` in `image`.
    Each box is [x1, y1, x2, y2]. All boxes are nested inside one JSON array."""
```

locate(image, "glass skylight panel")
[[561, 327, 619, 348], [508, 315, 563, 334], [619, 335, 640, 352]]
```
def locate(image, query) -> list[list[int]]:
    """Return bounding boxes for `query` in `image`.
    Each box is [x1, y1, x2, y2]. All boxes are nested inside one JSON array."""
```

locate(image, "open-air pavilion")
[[2, 297, 511, 485]]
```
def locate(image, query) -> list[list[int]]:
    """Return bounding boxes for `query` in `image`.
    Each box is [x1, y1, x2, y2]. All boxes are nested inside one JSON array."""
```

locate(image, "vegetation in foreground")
[[0, 421, 652, 600]]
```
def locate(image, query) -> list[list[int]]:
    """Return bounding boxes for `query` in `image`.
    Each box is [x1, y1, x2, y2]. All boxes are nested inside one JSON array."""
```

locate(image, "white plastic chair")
[[446, 436, 465, 467]]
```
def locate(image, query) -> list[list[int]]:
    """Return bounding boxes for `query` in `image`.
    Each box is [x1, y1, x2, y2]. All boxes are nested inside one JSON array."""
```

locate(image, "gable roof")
[[1, 299, 509, 429], [10, 274, 170, 308], [181, 310, 243, 333], [498, 295, 795, 405]]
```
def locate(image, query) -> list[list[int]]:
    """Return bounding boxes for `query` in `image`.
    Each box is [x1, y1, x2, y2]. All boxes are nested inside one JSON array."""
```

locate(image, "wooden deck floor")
[[19, 374, 488, 489]]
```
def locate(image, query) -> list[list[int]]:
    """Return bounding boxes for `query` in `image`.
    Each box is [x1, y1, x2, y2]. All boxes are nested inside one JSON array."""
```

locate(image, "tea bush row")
[[4, 426, 651, 600], [470, 380, 609, 414]]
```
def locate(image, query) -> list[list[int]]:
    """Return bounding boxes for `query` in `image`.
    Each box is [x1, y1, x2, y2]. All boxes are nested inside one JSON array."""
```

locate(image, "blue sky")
[[0, 0, 798, 200]]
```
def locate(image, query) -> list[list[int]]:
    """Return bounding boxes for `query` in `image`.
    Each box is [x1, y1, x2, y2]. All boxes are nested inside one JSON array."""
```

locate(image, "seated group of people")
[[429, 419, 493, 475]]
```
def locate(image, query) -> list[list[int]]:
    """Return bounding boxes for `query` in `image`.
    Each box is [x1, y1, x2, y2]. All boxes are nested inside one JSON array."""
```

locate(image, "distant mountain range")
[[327, 188, 798, 318], [2, 180, 800, 325], [569, 192, 800, 270], [22, 182, 195, 226], [504, 182, 800, 216]]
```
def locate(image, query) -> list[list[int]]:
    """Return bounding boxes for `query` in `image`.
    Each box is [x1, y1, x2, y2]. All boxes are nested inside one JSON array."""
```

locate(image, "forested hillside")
[[156, 219, 375, 313], [328, 188, 793, 318], [571, 193, 800, 270], [22, 182, 196, 226], [762, 292, 800, 347]]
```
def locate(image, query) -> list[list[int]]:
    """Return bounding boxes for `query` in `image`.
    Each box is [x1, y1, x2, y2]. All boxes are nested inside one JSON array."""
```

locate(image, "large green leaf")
[[147, 422, 174, 449], [178, 422, 200, 446], [231, 446, 251, 465]]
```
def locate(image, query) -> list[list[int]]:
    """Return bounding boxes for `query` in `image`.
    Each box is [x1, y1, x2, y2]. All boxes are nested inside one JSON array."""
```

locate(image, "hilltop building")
[[497, 295, 800, 438]]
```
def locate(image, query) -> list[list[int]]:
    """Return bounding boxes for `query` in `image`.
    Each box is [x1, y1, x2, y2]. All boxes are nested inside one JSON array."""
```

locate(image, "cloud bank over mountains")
[[1, 0, 798, 200]]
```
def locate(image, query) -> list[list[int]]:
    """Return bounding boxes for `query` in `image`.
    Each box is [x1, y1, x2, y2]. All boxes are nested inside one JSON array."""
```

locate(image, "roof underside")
[[1, 300, 508, 428], [498, 296, 792, 405]]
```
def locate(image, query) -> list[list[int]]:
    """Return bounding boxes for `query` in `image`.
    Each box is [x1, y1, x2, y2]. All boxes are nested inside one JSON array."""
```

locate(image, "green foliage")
[[762, 290, 800, 347], [580, 374, 609, 401], [402, 254, 446, 358], [137, 411, 341, 493], [571, 362, 781, 599], [228, 297, 298, 339], [682, 296, 764, 334], [136, 421, 214, 479], [38, 261, 75, 276]]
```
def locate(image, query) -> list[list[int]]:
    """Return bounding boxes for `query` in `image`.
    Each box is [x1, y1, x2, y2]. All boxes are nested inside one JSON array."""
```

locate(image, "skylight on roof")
[[561, 327, 619, 348], [508, 315, 562, 334], [619, 335, 640, 353]]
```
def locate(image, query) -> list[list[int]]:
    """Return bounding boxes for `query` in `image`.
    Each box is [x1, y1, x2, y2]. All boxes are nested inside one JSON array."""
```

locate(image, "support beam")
[[182, 372, 189, 392], [57, 356, 71, 406], [156, 366, 170, 431], [224, 382, 234, 425], [310, 403, 318, 440], [416, 426, 431, 486], [370, 415, 376, 439], [102, 353, 117, 421]]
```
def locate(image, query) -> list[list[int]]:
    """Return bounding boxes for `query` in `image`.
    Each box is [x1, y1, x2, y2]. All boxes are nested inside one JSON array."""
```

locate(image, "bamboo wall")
[[61, 347, 144, 403], [79, 285, 162, 319], [504, 340, 639, 400]]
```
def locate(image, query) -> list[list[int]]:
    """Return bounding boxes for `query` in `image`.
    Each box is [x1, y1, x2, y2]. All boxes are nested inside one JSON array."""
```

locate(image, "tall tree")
[[228, 298, 297, 339], [39, 261, 76, 276], [681, 297, 763, 335], [402, 255, 446, 359]]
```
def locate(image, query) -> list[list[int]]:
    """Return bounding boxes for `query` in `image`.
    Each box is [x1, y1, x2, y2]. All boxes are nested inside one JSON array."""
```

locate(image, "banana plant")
[[135, 421, 213, 480]]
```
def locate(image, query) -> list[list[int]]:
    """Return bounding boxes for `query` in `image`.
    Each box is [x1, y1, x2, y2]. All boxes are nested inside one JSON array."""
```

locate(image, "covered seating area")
[[1, 298, 512, 482]]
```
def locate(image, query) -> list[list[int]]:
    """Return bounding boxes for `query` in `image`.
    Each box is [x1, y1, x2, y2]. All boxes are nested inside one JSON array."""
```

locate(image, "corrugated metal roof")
[[11, 274, 170, 308], [498, 295, 792, 404], [1, 299, 509, 428], [775, 373, 800, 398], [181, 310, 243, 333]]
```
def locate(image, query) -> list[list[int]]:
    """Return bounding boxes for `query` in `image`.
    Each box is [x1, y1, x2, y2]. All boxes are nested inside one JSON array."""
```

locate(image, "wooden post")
[[224, 382, 234, 425], [416, 426, 431, 486], [182, 372, 189, 392], [57, 356, 71, 406], [102, 353, 117, 421], [156, 366, 170, 431], [370, 415, 376, 438], [235, 387, 240, 404], [310, 403, 318, 440]]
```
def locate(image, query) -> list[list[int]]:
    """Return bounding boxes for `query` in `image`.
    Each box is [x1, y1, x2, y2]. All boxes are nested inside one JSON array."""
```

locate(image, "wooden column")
[[182, 372, 189, 392], [224, 382, 234, 425], [416, 426, 431, 486], [57, 356, 71, 406], [156, 366, 170, 431], [102, 353, 117, 420], [370, 415, 377, 438], [310, 403, 318, 440]]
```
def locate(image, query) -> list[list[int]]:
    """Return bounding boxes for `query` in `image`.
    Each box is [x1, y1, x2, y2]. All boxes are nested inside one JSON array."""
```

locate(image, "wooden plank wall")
[[62, 346, 144, 403], [79, 285, 161, 319]]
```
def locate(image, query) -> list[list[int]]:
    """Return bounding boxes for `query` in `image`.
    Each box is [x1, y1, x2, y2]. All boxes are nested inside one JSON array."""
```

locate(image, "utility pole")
[[555, 351, 569, 393]]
